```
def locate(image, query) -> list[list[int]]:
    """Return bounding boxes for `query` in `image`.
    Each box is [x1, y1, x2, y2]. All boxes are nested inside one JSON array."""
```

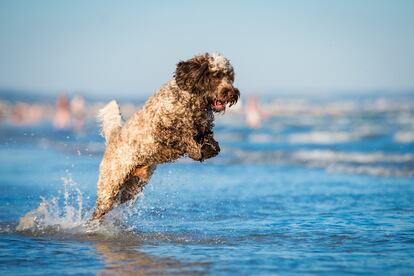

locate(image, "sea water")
[[1, 97, 414, 274]]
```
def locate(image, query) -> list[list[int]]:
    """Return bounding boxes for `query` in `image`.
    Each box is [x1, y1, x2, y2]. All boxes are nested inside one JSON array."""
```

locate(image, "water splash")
[[15, 175, 144, 237], [16, 176, 87, 234]]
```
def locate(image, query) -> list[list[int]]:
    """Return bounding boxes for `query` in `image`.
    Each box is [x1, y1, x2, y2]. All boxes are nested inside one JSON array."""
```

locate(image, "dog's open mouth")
[[212, 100, 226, 112]]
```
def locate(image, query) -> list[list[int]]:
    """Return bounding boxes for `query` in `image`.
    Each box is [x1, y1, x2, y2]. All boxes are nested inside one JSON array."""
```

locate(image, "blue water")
[[1, 100, 414, 274]]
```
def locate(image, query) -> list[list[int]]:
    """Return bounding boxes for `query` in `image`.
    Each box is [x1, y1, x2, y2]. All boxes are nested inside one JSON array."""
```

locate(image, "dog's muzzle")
[[212, 87, 240, 112]]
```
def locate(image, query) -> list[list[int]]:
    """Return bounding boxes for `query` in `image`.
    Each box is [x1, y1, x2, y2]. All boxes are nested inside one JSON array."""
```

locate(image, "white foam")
[[16, 176, 87, 233], [290, 150, 414, 177], [15, 176, 141, 236], [327, 164, 414, 178], [292, 150, 414, 163], [288, 131, 354, 144], [394, 131, 414, 143]]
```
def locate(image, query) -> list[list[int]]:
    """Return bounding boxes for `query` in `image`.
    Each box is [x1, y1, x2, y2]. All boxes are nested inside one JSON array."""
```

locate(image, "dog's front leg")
[[187, 132, 220, 161], [200, 133, 220, 160], [186, 139, 203, 161]]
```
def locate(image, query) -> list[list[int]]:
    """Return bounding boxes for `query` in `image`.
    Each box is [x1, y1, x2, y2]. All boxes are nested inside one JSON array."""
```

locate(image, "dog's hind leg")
[[91, 165, 156, 220], [117, 165, 156, 206]]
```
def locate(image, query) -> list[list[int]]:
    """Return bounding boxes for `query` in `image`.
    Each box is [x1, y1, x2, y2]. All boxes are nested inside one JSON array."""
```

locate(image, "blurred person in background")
[[53, 93, 71, 129], [70, 94, 86, 132], [245, 96, 264, 128]]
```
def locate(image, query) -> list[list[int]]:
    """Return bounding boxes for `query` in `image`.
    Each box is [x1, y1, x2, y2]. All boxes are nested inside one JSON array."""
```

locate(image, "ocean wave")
[[394, 131, 414, 143], [230, 149, 414, 177], [291, 150, 414, 177], [292, 150, 414, 163], [287, 131, 355, 144], [327, 164, 414, 178], [294, 150, 414, 177]]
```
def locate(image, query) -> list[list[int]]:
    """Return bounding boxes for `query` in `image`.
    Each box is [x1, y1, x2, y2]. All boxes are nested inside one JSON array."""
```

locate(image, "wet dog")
[[92, 53, 239, 220]]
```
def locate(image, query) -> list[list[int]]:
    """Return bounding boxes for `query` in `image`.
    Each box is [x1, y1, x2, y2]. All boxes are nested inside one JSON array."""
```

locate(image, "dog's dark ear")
[[175, 57, 209, 93]]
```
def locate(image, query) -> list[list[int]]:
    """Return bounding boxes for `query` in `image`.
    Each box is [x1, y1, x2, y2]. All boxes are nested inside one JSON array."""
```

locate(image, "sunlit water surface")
[[1, 102, 414, 274]]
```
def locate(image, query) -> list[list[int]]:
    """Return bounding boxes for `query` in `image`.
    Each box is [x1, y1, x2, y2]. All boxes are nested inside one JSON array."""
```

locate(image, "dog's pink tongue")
[[213, 100, 225, 110]]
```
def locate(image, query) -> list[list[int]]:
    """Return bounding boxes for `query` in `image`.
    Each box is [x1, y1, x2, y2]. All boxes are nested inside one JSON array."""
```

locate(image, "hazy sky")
[[1, 0, 413, 96]]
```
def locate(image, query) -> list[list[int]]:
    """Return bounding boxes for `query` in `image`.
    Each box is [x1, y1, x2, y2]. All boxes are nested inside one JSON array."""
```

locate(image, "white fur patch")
[[97, 100, 123, 142], [209, 52, 233, 73]]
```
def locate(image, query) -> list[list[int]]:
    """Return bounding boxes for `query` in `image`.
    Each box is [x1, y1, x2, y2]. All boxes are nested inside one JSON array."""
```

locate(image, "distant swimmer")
[[53, 93, 71, 130]]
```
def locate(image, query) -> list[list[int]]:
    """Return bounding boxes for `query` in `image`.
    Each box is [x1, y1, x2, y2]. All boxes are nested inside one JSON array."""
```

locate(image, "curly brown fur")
[[91, 52, 240, 220]]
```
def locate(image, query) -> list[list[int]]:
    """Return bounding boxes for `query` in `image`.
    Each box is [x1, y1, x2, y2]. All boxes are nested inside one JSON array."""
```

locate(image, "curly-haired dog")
[[91, 53, 240, 220]]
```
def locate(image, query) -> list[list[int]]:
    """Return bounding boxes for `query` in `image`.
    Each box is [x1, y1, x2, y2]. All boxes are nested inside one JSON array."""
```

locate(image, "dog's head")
[[175, 53, 240, 112]]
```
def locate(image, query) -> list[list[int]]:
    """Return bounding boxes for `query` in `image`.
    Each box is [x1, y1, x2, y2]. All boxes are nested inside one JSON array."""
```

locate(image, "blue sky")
[[1, 0, 413, 96]]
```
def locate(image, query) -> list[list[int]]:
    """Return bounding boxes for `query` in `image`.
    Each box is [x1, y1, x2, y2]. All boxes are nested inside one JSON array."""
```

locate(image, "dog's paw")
[[201, 140, 220, 160]]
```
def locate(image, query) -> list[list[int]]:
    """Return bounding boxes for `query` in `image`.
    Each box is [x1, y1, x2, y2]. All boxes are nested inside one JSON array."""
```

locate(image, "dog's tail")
[[97, 100, 123, 142]]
